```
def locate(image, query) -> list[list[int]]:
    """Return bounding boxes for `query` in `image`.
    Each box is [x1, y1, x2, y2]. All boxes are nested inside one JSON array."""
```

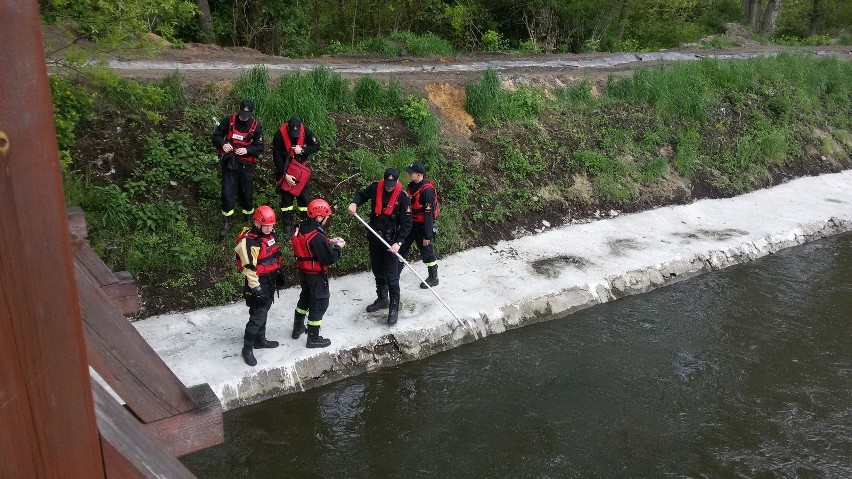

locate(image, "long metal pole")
[[351, 212, 477, 336]]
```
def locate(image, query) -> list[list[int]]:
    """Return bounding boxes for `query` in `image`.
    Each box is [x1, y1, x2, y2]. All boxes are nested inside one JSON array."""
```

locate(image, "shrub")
[[517, 38, 542, 54], [49, 75, 93, 170], [400, 95, 440, 149], [481, 30, 505, 52]]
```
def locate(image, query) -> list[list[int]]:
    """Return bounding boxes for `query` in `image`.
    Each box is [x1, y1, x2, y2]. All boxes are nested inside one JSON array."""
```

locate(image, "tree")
[[808, 0, 825, 35], [195, 0, 214, 42], [743, 0, 784, 36]]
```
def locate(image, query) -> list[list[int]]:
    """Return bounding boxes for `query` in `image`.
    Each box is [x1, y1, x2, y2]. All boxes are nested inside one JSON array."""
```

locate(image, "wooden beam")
[[94, 382, 196, 479], [76, 240, 121, 286], [68, 206, 88, 245], [77, 261, 198, 423], [102, 270, 141, 316], [0, 1, 105, 476], [142, 384, 225, 457]]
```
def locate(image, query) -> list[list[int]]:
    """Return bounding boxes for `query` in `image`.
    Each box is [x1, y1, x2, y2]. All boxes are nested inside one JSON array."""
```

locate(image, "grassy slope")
[[56, 53, 852, 317]]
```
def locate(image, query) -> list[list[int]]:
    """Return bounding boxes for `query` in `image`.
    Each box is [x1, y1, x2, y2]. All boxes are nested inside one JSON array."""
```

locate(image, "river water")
[[184, 233, 852, 478]]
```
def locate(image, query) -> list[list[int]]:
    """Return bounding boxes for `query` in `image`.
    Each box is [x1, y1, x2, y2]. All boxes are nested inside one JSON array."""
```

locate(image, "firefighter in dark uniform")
[[234, 205, 281, 367], [400, 161, 439, 288], [347, 168, 412, 325], [212, 99, 265, 237], [273, 116, 320, 237], [290, 199, 345, 348]]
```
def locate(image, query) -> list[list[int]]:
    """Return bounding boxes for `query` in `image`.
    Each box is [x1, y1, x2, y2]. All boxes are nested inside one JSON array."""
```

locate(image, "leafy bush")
[[87, 68, 186, 123], [49, 75, 94, 170], [44, 0, 198, 44], [481, 30, 505, 52], [328, 40, 353, 55], [400, 96, 440, 150], [517, 38, 542, 54]]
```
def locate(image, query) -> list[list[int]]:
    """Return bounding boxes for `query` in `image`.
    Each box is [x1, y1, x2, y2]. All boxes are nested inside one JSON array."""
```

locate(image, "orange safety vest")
[[374, 180, 402, 217], [409, 181, 439, 223], [292, 228, 328, 274]]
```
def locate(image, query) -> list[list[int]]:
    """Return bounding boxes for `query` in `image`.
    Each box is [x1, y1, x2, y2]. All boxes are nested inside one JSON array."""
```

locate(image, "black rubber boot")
[[292, 312, 307, 339], [387, 295, 400, 325], [253, 334, 279, 349], [420, 265, 439, 289], [366, 285, 389, 312], [219, 217, 233, 237], [241, 344, 257, 366], [306, 326, 331, 348]]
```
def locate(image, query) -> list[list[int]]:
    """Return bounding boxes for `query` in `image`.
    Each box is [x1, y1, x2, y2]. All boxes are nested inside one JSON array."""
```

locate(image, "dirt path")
[[103, 45, 852, 88]]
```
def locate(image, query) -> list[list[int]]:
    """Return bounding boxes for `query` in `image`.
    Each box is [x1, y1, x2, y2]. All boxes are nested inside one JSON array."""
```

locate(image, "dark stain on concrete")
[[824, 198, 847, 204], [676, 228, 748, 242], [531, 255, 591, 278], [607, 238, 643, 256]]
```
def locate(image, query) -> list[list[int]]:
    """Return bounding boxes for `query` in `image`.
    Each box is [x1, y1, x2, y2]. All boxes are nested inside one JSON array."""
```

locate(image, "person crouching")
[[234, 205, 282, 366], [291, 199, 345, 348]]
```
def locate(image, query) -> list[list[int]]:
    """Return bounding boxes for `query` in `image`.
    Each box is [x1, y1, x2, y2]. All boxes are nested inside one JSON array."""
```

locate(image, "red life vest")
[[279, 123, 306, 162], [218, 115, 259, 163], [374, 180, 403, 217], [409, 181, 440, 223], [235, 228, 281, 275], [292, 228, 328, 274]]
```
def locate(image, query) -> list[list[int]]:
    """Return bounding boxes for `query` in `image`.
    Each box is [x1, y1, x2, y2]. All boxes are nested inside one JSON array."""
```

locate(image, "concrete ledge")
[[135, 171, 852, 410]]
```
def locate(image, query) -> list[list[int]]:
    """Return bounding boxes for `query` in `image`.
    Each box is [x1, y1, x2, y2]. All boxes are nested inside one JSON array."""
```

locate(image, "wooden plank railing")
[[68, 207, 223, 458]]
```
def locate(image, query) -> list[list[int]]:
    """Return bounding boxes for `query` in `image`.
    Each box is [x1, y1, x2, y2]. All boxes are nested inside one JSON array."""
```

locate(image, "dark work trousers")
[[243, 278, 274, 345], [296, 272, 330, 328], [279, 185, 311, 227], [221, 158, 255, 215], [279, 185, 311, 212], [369, 235, 401, 297], [400, 223, 437, 265]]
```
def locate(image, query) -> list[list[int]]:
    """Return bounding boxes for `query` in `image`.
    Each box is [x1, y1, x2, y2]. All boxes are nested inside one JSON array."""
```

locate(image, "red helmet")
[[306, 199, 332, 219], [253, 205, 276, 226]]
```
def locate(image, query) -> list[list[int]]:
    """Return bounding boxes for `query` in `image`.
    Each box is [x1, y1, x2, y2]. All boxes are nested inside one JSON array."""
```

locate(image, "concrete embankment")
[[136, 171, 852, 411]]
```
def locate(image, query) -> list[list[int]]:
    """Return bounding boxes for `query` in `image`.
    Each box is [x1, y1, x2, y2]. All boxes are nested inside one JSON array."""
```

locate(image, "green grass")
[[466, 70, 542, 126]]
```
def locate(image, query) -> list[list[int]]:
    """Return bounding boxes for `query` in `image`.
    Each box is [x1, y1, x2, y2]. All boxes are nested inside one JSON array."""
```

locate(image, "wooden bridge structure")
[[1, 3, 222, 477]]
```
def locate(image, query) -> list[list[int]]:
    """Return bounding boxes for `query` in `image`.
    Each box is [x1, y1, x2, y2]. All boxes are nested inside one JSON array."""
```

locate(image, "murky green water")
[[185, 233, 852, 478]]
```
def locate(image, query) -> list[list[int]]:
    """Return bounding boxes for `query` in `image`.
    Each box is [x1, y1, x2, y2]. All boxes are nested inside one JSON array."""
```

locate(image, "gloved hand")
[[251, 285, 266, 299]]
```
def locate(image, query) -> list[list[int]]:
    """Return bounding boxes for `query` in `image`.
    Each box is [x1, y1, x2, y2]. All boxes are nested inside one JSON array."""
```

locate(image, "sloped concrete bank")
[[136, 171, 852, 411]]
